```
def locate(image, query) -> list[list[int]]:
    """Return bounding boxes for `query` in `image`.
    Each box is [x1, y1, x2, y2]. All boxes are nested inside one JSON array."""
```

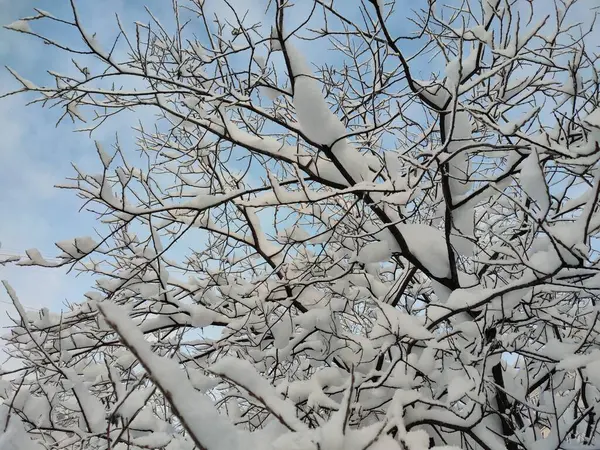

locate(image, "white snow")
[[584, 108, 600, 128], [5, 67, 37, 90], [519, 149, 550, 219], [373, 302, 434, 341], [186, 304, 216, 328], [5, 20, 31, 33], [95, 141, 112, 168], [447, 375, 475, 403], [55, 236, 97, 257], [0, 405, 44, 450], [384, 191, 412, 206], [468, 25, 493, 44], [445, 47, 478, 88], [356, 240, 393, 264], [253, 55, 266, 69], [483, 0, 498, 21], [287, 45, 346, 146], [210, 357, 307, 431], [116, 386, 155, 421], [99, 302, 252, 450], [5, 3, 600, 449], [499, 108, 539, 135], [260, 86, 283, 101], [398, 223, 450, 278], [284, 43, 373, 184], [64, 368, 106, 433], [133, 433, 172, 448]]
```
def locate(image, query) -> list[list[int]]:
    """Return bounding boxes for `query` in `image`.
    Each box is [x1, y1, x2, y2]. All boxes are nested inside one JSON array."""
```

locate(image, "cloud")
[[0, 0, 195, 332], [0, 1, 140, 323]]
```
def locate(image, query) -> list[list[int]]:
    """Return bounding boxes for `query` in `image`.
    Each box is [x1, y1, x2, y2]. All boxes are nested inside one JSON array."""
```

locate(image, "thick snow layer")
[[210, 357, 307, 431], [398, 224, 450, 278], [520, 150, 549, 218], [357, 240, 393, 264], [584, 108, 600, 128], [99, 302, 252, 450], [287, 45, 346, 146], [5, 20, 31, 33], [286, 42, 372, 184], [373, 302, 434, 341], [0, 405, 44, 450]]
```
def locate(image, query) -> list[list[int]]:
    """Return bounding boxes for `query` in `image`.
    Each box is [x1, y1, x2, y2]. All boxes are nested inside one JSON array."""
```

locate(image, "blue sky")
[[0, 0, 175, 332], [0, 0, 342, 323], [0, 0, 98, 327], [0, 0, 279, 346]]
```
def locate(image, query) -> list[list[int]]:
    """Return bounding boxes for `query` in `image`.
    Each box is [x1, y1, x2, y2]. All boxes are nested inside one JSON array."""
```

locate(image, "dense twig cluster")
[[2, 0, 600, 449]]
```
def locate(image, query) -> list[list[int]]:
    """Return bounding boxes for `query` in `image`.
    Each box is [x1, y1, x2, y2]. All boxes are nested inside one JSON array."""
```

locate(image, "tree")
[[2, 0, 600, 448]]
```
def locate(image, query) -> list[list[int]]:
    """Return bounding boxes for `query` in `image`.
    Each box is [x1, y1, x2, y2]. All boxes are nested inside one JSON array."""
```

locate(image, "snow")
[[271, 315, 293, 349], [183, 95, 200, 110], [269, 27, 282, 51], [0, 405, 44, 450], [287, 45, 346, 146], [556, 350, 600, 371], [285, 43, 372, 184], [116, 386, 155, 421], [373, 302, 434, 341], [76, 236, 97, 253], [6, 2, 600, 449], [78, 23, 109, 60], [67, 102, 86, 122], [253, 55, 266, 69], [260, 86, 283, 101], [584, 108, 600, 128], [468, 25, 493, 44], [384, 191, 412, 206], [417, 346, 437, 375], [191, 41, 205, 59], [398, 224, 450, 278], [6, 67, 37, 90], [182, 191, 239, 210], [483, 0, 498, 21], [55, 236, 97, 258], [188, 370, 220, 392], [5, 20, 31, 33], [17, 248, 57, 267], [210, 357, 307, 431], [445, 47, 478, 88], [219, 110, 311, 167], [499, 108, 540, 135], [133, 433, 172, 448], [452, 203, 475, 256], [519, 150, 550, 219], [36, 9, 54, 18], [356, 240, 393, 264], [99, 302, 251, 450], [447, 375, 475, 403], [95, 141, 112, 168], [64, 368, 106, 433], [585, 360, 600, 389], [445, 111, 472, 199], [186, 304, 216, 328]]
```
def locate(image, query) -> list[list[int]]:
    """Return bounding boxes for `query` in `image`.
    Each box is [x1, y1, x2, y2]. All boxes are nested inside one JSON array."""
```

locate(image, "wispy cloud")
[[0, 1, 144, 322]]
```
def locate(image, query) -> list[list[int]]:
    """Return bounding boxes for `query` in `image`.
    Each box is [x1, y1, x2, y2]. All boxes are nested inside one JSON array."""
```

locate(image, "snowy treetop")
[[2, 0, 600, 449]]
